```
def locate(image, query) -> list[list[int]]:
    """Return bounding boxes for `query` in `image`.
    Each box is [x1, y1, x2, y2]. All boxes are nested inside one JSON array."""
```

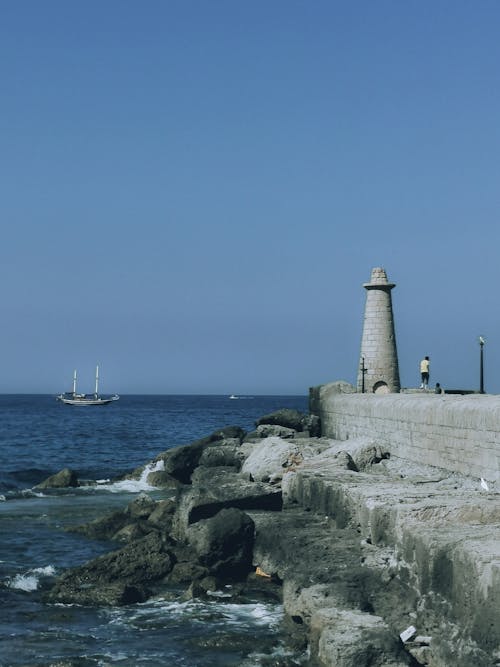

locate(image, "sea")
[[0, 394, 308, 667]]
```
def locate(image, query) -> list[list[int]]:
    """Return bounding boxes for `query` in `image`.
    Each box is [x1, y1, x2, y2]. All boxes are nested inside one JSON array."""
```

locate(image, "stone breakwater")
[[42, 407, 500, 667]]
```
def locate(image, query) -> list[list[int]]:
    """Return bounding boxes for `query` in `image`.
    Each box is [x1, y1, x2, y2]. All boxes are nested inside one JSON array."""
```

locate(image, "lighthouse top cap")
[[363, 267, 396, 289]]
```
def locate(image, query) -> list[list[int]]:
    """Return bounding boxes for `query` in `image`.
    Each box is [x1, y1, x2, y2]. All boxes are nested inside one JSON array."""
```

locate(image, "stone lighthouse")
[[357, 267, 400, 393]]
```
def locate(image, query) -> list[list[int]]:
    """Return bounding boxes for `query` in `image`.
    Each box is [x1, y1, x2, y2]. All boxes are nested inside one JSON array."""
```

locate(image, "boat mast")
[[95, 365, 99, 398], [73, 370, 77, 396]]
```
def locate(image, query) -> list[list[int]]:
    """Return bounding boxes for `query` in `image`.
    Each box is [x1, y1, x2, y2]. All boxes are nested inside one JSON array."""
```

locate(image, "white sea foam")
[[99, 459, 165, 494], [7, 565, 56, 592], [0, 495, 5, 502]]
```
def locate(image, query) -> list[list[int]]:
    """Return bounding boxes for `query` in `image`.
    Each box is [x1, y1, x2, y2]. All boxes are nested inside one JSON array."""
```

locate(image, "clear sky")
[[1, 1, 500, 395]]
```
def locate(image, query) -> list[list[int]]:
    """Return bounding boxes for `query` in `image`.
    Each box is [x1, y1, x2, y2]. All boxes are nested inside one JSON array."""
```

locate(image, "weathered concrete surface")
[[281, 440, 500, 667], [311, 384, 500, 482]]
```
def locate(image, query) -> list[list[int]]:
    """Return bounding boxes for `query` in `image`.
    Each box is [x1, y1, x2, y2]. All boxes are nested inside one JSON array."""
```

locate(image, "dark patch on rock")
[[186, 507, 255, 580]]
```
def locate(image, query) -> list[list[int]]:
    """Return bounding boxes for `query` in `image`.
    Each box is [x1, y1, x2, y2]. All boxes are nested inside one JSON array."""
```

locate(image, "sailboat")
[[57, 366, 119, 406]]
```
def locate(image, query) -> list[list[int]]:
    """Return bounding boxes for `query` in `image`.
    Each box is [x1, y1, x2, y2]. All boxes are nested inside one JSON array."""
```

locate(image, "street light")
[[360, 355, 367, 393], [479, 336, 485, 394]]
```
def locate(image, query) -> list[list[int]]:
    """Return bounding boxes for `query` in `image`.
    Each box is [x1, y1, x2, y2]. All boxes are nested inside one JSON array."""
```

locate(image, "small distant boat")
[[57, 366, 119, 406], [229, 394, 239, 399]]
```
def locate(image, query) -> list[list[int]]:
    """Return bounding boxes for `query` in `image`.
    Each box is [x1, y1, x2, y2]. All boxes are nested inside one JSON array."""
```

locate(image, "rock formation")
[[44, 410, 500, 667]]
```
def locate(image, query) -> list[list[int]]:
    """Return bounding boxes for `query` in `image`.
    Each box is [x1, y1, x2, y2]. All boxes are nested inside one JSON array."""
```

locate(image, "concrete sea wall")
[[310, 383, 500, 483]]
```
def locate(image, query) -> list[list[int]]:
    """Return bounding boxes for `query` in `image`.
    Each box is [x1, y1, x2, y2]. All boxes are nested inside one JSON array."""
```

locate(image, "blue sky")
[[1, 1, 500, 394]]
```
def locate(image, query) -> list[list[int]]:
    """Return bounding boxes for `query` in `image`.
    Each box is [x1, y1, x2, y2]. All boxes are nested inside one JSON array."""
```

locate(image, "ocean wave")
[[6, 565, 56, 592], [105, 596, 283, 631], [96, 460, 165, 494]]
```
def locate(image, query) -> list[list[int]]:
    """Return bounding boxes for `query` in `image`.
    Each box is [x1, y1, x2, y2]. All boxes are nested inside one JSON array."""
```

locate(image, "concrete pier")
[[311, 383, 500, 482]]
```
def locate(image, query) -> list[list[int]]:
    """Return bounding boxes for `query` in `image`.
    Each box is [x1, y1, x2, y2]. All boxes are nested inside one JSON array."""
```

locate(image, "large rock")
[[155, 427, 246, 483], [186, 508, 255, 579], [256, 409, 305, 431], [70, 508, 131, 541], [255, 409, 321, 437], [173, 467, 283, 533], [70, 494, 174, 542], [241, 437, 333, 483], [46, 532, 175, 606], [35, 468, 79, 489], [310, 607, 411, 667], [198, 441, 245, 469]]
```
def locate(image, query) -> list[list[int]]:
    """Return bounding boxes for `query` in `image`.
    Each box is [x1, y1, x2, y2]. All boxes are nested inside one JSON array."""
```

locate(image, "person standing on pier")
[[420, 356, 430, 390]]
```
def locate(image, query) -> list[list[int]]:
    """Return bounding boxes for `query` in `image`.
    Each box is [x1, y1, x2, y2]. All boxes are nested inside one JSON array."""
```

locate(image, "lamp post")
[[361, 356, 367, 393], [479, 336, 485, 394]]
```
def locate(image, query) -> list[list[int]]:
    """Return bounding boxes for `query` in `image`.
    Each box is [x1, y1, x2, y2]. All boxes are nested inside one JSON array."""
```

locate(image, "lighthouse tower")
[[357, 267, 400, 393]]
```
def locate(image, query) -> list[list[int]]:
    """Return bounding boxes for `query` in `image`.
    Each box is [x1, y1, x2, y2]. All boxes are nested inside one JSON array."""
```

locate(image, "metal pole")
[[361, 356, 366, 393], [479, 339, 485, 394]]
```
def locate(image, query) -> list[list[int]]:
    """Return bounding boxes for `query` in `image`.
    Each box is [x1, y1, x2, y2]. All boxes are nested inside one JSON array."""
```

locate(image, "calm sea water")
[[0, 394, 308, 667]]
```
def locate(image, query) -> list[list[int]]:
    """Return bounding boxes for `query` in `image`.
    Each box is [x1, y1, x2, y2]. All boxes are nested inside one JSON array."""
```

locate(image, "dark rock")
[[147, 499, 177, 528], [256, 409, 320, 436], [211, 426, 246, 441], [155, 427, 245, 484], [70, 494, 170, 542], [301, 414, 321, 437], [70, 509, 130, 541], [186, 507, 255, 579], [146, 470, 184, 490], [255, 424, 297, 439], [46, 532, 175, 606], [127, 492, 156, 519], [36, 468, 79, 489], [112, 523, 148, 542], [175, 467, 282, 528], [198, 443, 245, 469], [256, 409, 305, 431], [167, 561, 209, 584], [335, 450, 358, 472]]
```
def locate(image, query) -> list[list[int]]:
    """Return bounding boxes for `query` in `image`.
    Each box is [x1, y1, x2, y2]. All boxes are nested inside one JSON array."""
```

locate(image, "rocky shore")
[[40, 407, 500, 667]]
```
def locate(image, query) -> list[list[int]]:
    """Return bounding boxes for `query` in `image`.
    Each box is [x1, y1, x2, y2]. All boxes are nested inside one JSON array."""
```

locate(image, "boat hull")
[[57, 394, 119, 406]]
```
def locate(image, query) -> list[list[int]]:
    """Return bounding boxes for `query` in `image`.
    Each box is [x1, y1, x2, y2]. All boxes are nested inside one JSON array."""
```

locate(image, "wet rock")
[[167, 561, 209, 584], [46, 532, 175, 606], [70, 494, 172, 542], [127, 492, 156, 519], [70, 509, 130, 541], [184, 575, 219, 599], [35, 468, 79, 489], [147, 498, 177, 528], [186, 507, 255, 579], [112, 523, 146, 542], [146, 470, 184, 490]]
